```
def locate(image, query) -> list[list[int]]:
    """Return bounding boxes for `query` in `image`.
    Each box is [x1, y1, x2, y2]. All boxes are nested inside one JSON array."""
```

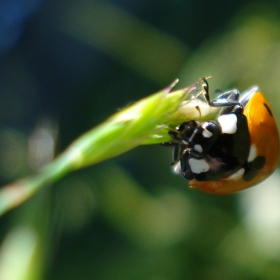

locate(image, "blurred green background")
[[1, 0, 280, 279]]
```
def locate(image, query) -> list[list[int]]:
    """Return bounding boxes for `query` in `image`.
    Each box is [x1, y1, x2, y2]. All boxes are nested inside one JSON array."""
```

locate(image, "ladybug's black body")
[[167, 78, 264, 184], [171, 111, 250, 181]]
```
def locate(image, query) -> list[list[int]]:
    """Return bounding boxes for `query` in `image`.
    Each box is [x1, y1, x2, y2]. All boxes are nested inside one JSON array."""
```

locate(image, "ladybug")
[[167, 78, 279, 194]]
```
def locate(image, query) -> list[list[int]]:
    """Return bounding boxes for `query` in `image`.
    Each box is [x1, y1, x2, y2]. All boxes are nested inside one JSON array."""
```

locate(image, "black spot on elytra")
[[263, 103, 273, 117], [243, 156, 266, 181], [243, 168, 258, 181], [251, 156, 266, 169]]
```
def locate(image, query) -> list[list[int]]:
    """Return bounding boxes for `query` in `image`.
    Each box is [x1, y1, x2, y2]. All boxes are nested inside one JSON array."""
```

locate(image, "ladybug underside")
[[171, 114, 265, 182], [167, 79, 267, 184]]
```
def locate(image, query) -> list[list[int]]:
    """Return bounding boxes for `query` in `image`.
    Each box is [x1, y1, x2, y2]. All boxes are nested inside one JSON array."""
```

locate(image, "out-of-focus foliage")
[[0, 0, 280, 280], [0, 0, 43, 52]]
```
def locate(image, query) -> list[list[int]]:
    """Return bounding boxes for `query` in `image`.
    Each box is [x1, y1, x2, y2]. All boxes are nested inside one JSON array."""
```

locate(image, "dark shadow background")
[[0, 0, 280, 279]]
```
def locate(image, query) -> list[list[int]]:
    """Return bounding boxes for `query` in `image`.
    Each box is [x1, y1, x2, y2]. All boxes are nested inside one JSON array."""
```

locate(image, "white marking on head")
[[226, 168, 245, 180], [202, 122, 208, 129], [202, 122, 213, 138], [202, 129, 213, 138], [189, 158, 209, 174], [194, 144, 203, 153], [247, 144, 257, 162], [217, 114, 238, 134]]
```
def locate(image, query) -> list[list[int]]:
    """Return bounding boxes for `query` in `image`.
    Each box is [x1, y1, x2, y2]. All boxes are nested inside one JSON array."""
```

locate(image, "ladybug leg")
[[171, 144, 183, 164], [164, 121, 199, 169], [168, 130, 182, 142], [168, 120, 200, 144], [162, 121, 198, 146], [171, 145, 194, 179], [201, 77, 243, 114], [179, 151, 194, 180], [207, 90, 240, 107], [171, 143, 190, 165]]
